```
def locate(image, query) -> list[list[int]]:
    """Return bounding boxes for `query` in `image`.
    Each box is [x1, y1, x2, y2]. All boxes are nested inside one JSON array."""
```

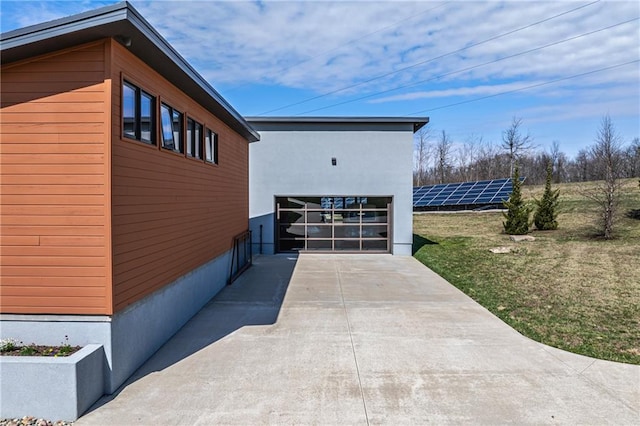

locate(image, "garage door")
[[276, 196, 391, 252]]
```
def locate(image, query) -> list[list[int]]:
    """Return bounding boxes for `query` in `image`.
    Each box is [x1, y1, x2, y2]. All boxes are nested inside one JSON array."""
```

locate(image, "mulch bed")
[[0, 345, 81, 357]]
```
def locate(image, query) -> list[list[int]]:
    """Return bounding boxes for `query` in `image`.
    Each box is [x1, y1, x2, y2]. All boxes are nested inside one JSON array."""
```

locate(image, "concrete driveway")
[[77, 254, 639, 425]]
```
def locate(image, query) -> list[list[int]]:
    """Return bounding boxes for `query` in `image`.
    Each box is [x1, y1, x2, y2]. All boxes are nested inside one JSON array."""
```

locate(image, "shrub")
[[20, 344, 37, 356], [0, 338, 18, 352], [503, 164, 530, 235], [534, 162, 560, 230]]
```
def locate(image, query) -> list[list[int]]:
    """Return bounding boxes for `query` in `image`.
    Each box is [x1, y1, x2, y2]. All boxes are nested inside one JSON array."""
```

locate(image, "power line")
[[222, 1, 450, 93], [294, 17, 639, 115], [404, 59, 640, 116], [256, 0, 601, 115]]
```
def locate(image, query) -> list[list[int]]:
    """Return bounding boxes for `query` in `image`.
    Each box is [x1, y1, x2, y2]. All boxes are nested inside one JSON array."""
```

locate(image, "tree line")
[[413, 117, 640, 187]]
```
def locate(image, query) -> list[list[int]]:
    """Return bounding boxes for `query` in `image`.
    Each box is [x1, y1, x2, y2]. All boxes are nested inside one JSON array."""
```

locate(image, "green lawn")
[[413, 179, 640, 364]]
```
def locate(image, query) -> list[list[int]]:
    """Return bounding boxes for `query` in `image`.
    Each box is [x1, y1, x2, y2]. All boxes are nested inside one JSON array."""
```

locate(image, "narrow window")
[[122, 81, 155, 144], [187, 118, 203, 160], [161, 104, 174, 149], [205, 128, 218, 164], [122, 82, 136, 139], [140, 92, 154, 143], [194, 122, 202, 159], [161, 103, 183, 153], [172, 110, 183, 153], [186, 118, 193, 156]]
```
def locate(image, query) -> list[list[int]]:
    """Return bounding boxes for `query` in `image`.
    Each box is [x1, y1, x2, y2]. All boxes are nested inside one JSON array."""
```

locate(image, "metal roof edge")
[[1, 1, 259, 143], [245, 116, 430, 133], [120, 4, 259, 142], [1, 2, 129, 45]]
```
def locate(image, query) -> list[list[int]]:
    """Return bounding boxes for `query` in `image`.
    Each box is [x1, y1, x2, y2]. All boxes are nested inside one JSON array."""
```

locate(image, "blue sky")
[[1, 0, 639, 157]]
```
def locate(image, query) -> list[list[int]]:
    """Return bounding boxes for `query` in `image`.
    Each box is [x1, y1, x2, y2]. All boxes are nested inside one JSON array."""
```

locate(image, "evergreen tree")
[[534, 161, 560, 230], [503, 164, 530, 235]]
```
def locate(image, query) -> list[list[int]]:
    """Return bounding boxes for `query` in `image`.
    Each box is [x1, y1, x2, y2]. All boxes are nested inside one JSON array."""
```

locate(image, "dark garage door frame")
[[275, 196, 392, 253]]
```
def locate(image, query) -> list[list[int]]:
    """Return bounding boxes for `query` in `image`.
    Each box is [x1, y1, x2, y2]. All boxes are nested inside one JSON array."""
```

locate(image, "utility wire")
[[256, 0, 601, 115], [223, 1, 450, 93], [294, 17, 639, 115], [404, 59, 640, 116]]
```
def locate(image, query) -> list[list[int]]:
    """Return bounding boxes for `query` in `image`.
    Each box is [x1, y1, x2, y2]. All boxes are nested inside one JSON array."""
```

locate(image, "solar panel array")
[[413, 178, 524, 208]]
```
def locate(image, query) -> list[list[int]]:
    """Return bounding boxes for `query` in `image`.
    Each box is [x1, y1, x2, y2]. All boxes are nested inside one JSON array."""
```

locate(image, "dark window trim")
[[160, 102, 184, 155], [122, 78, 156, 145], [205, 127, 218, 165], [121, 75, 223, 165], [186, 117, 204, 161]]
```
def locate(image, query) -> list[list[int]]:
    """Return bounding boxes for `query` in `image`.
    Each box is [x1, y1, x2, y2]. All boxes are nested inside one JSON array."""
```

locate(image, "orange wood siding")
[[110, 41, 249, 312], [0, 42, 111, 315]]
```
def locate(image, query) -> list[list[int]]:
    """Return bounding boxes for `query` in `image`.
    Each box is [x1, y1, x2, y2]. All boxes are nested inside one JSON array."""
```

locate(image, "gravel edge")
[[0, 417, 73, 426]]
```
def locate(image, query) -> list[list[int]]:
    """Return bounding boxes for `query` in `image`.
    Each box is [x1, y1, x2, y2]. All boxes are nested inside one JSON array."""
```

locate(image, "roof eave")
[[0, 1, 259, 143], [245, 116, 430, 134]]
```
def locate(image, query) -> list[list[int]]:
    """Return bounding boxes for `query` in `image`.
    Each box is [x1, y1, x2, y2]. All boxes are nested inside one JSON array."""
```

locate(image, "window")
[[161, 103, 183, 153], [140, 92, 154, 142], [205, 129, 218, 164], [122, 83, 136, 139], [123, 81, 155, 144], [187, 118, 203, 159]]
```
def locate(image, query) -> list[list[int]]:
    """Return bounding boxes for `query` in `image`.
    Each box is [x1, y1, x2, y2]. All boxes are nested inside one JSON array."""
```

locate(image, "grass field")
[[413, 178, 640, 364]]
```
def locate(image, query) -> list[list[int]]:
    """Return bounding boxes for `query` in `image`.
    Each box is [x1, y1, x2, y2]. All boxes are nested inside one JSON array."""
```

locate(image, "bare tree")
[[572, 149, 591, 182], [413, 125, 432, 186], [522, 151, 551, 185], [555, 151, 569, 183], [501, 117, 534, 175], [436, 130, 453, 184], [622, 137, 640, 178], [458, 134, 481, 181], [544, 140, 569, 183], [549, 140, 563, 183], [549, 140, 561, 164], [476, 139, 500, 180], [582, 115, 624, 239]]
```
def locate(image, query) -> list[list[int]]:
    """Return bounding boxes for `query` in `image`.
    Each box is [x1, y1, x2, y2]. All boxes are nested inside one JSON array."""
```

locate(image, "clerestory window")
[[160, 103, 183, 153], [187, 118, 203, 160], [205, 128, 218, 164], [122, 81, 155, 144]]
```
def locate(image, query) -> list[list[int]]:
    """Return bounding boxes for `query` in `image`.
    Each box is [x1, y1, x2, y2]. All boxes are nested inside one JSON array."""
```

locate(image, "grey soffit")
[[0, 1, 259, 143], [413, 177, 526, 208], [246, 116, 430, 133]]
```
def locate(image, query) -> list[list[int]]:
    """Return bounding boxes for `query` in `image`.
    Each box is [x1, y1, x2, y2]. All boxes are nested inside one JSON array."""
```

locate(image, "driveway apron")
[[77, 254, 639, 425]]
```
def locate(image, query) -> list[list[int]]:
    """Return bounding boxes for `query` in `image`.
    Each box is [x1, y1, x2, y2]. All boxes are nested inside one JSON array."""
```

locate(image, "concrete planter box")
[[0, 344, 105, 421]]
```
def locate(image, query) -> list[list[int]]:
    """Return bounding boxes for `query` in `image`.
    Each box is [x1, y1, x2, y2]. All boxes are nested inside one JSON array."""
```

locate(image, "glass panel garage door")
[[276, 196, 391, 252]]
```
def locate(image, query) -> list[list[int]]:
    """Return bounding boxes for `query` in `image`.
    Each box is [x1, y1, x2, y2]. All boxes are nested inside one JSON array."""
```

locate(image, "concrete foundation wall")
[[108, 250, 230, 392], [0, 250, 232, 395], [249, 124, 414, 255], [0, 344, 105, 421]]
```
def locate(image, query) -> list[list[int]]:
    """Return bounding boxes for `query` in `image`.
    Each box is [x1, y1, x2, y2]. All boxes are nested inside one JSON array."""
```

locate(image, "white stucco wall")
[[249, 122, 415, 255]]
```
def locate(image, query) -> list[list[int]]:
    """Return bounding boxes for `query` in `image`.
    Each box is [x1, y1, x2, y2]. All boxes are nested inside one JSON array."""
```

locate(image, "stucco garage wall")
[[249, 122, 414, 255]]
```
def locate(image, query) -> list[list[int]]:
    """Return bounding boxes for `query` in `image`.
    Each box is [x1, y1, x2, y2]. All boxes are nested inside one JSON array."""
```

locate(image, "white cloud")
[[5, 1, 638, 95], [369, 81, 544, 103], [122, 0, 639, 117], [2, 0, 638, 127]]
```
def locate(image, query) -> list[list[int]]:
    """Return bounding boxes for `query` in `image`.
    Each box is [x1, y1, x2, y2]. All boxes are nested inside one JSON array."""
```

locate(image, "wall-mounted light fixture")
[[331, 157, 337, 166], [116, 35, 132, 47]]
